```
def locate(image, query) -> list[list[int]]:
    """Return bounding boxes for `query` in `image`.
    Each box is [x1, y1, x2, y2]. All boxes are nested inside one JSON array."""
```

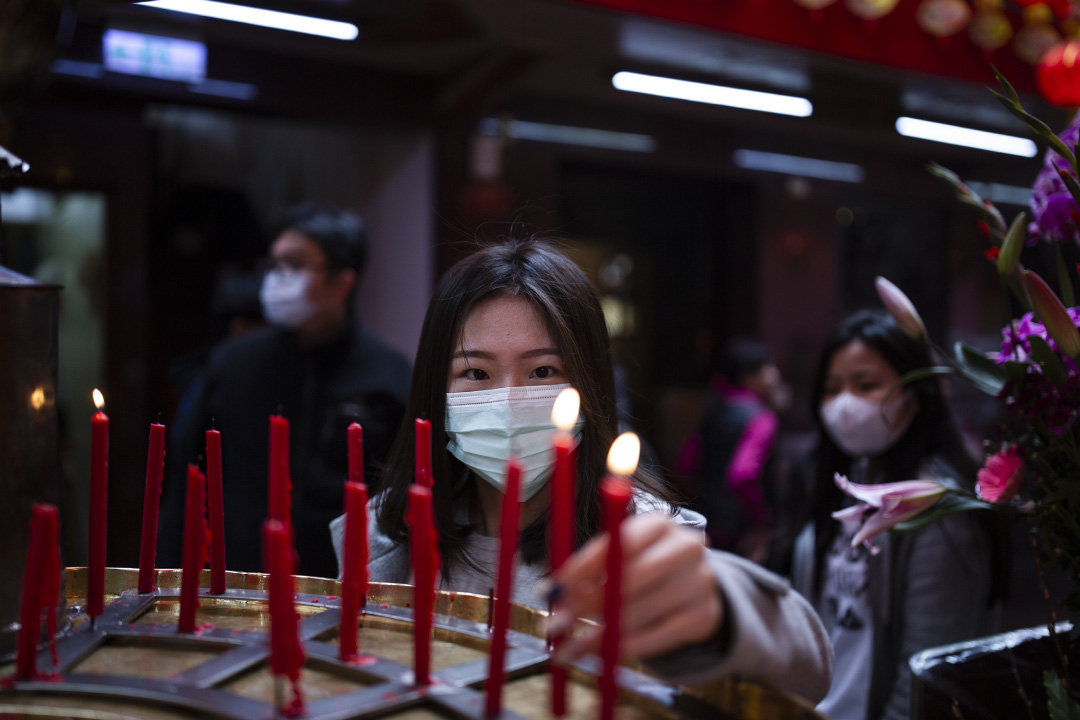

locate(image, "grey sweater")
[[330, 492, 831, 703]]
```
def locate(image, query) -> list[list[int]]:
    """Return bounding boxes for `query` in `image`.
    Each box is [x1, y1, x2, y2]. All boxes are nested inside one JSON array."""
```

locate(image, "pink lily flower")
[[832, 473, 947, 551], [875, 277, 927, 341], [976, 447, 1025, 503]]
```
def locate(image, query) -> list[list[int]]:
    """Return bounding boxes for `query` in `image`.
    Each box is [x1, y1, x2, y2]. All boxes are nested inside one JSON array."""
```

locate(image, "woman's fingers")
[[546, 515, 724, 662], [548, 515, 669, 623]]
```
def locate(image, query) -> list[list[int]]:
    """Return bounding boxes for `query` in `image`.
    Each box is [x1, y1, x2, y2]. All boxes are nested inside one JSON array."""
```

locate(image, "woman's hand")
[[545, 514, 724, 663]]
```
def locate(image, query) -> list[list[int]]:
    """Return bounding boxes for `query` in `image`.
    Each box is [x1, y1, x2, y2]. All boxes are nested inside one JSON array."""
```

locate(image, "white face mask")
[[260, 269, 316, 329], [445, 383, 583, 501], [820, 390, 916, 457]]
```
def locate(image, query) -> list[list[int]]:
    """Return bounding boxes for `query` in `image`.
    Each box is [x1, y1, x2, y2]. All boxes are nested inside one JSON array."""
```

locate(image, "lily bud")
[[997, 212, 1026, 276], [832, 474, 946, 550], [874, 277, 927, 341], [1023, 269, 1080, 358]]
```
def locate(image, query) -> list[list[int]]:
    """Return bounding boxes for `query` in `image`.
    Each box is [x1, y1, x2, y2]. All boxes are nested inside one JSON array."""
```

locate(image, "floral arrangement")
[[834, 69, 1080, 713]]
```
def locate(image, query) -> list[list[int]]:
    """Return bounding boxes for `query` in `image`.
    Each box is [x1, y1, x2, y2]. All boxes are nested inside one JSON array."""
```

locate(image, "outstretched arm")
[[547, 514, 831, 703]]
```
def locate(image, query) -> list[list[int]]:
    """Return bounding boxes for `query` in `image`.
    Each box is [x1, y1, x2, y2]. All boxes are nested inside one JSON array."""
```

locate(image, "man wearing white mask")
[[159, 202, 411, 578]]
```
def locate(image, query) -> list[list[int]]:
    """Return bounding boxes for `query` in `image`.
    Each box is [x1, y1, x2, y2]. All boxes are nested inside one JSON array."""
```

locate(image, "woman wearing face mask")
[[791, 309, 1007, 720], [330, 237, 831, 702]]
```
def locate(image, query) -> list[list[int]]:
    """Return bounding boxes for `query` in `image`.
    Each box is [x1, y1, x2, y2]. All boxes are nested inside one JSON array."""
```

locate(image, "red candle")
[[268, 415, 292, 525], [414, 418, 432, 488], [89, 390, 109, 619], [407, 485, 438, 685], [206, 428, 227, 595], [549, 432, 575, 715], [486, 459, 522, 717], [137, 422, 166, 593], [16, 504, 60, 679], [548, 387, 580, 716], [265, 518, 305, 711], [599, 476, 632, 720], [339, 481, 369, 661], [178, 465, 207, 633], [348, 422, 363, 484]]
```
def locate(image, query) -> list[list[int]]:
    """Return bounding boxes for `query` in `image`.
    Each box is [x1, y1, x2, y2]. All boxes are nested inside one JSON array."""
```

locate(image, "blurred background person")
[[677, 338, 783, 563], [158, 202, 411, 578], [791, 309, 1008, 720]]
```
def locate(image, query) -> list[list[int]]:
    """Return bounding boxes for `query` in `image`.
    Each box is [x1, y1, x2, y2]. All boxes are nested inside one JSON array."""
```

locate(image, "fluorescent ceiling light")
[[895, 117, 1037, 157], [612, 71, 812, 117], [733, 149, 865, 182], [137, 0, 359, 40], [967, 181, 1033, 206], [479, 118, 656, 152]]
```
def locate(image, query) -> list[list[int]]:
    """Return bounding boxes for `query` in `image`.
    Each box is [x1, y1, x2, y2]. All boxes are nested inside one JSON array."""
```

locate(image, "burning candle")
[[348, 422, 363, 484], [16, 504, 60, 679], [206, 428, 227, 595], [339, 480, 369, 661], [407, 485, 437, 685], [89, 389, 109, 619], [599, 432, 638, 720], [268, 415, 291, 525], [137, 422, 166, 593], [486, 459, 522, 717], [265, 518, 305, 713], [414, 418, 432, 488], [178, 465, 207, 633], [548, 387, 580, 716]]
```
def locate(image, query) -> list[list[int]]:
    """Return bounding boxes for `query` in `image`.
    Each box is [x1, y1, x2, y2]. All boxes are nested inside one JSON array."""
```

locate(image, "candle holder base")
[[0, 568, 825, 720]]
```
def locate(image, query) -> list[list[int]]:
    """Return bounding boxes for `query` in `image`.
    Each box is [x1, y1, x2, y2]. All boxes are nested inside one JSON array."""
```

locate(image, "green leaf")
[[1003, 360, 1030, 380], [1057, 242, 1077, 308], [1044, 669, 1080, 720], [886, 367, 953, 401], [953, 341, 1008, 395], [1028, 334, 1068, 388], [892, 492, 998, 534]]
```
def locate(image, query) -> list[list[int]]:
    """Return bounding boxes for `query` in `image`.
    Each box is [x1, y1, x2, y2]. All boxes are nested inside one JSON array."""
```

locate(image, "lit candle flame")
[[93, 388, 105, 410], [606, 432, 640, 477], [551, 387, 581, 430], [30, 387, 46, 410]]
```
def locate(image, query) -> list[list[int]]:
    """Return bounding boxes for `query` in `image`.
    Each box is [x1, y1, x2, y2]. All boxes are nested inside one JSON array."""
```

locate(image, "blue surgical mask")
[[445, 384, 584, 500]]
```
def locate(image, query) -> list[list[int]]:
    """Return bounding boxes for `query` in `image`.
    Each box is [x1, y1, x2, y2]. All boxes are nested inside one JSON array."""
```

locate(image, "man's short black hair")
[[276, 202, 368, 277], [720, 338, 771, 385]]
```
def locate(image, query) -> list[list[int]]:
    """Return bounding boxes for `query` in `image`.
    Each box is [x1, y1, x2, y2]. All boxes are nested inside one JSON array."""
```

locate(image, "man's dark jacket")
[[158, 324, 411, 578]]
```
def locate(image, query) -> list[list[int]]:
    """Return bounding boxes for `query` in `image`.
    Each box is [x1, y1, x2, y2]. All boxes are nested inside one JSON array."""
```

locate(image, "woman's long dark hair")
[[375, 236, 673, 578], [807, 309, 1007, 605]]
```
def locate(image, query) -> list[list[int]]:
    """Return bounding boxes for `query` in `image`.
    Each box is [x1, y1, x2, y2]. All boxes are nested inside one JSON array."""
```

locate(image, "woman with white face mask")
[[789, 310, 1008, 720], [330, 237, 831, 702]]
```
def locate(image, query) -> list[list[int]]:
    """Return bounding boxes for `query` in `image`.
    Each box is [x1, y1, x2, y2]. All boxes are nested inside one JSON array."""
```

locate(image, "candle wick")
[[211, 417, 216, 430], [487, 587, 494, 631], [157, 412, 163, 424], [547, 597, 553, 650]]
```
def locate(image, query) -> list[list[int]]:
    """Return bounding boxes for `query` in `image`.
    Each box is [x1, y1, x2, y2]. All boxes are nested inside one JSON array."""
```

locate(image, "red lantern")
[[917, 0, 972, 37], [1037, 39, 1080, 107], [1013, 0, 1072, 19], [845, 0, 899, 20], [968, 4, 1014, 51], [794, 0, 839, 9]]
